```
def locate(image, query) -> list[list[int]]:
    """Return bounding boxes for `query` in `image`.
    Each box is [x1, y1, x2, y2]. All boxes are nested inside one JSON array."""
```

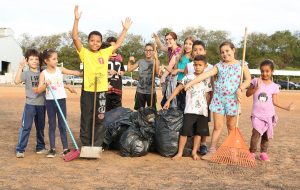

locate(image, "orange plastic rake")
[[210, 28, 255, 167]]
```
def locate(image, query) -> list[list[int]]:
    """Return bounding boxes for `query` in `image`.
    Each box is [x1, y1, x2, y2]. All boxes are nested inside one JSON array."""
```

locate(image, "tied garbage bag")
[[103, 107, 134, 149], [120, 107, 156, 157], [155, 108, 184, 157]]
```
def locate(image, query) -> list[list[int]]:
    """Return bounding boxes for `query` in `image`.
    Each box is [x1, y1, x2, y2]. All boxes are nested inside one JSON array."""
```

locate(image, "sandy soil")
[[0, 85, 299, 190]]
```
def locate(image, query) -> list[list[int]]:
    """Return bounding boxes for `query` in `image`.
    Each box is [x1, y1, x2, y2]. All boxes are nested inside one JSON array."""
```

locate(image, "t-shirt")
[[43, 68, 67, 100], [180, 74, 212, 116], [108, 54, 125, 95], [177, 55, 190, 81], [136, 59, 156, 94], [21, 70, 45, 106], [78, 46, 113, 92], [251, 78, 280, 117]]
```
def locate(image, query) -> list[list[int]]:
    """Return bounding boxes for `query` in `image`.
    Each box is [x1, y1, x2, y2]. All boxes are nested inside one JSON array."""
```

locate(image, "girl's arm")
[[246, 84, 257, 97], [273, 94, 294, 111], [163, 84, 184, 109], [127, 56, 139, 72], [15, 59, 26, 84], [113, 18, 133, 51], [37, 72, 47, 94], [72, 5, 83, 52], [239, 65, 251, 90], [161, 55, 177, 81], [60, 67, 81, 76], [184, 66, 218, 91], [152, 33, 168, 52], [184, 65, 188, 76]]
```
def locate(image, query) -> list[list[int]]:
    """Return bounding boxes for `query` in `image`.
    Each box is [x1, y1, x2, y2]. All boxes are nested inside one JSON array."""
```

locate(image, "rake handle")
[[92, 76, 97, 147], [150, 42, 157, 108], [236, 27, 248, 128], [47, 86, 79, 150]]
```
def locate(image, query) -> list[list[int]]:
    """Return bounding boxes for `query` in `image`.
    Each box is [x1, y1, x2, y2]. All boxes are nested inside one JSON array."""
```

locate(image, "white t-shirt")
[[187, 62, 213, 75], [180, 74, 212, 116], [43, 68, 67, 100]]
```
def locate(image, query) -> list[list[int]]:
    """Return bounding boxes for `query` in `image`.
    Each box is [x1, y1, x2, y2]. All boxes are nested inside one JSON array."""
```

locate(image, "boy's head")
[[88, 31, 103, 52], [193, 55, 207, 74], [25, 49, 40, 69], [144, 43, 155, 59], [106, 36, 117, 53], [192, 40, 206, 58]]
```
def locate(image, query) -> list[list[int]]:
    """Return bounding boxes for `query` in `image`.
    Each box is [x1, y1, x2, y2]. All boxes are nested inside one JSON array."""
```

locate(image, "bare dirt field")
[[0, 85, 299, 190]]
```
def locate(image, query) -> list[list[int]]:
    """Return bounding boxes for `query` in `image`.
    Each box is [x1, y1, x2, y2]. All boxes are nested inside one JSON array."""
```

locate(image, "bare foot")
[[171, 153, 182, 160], [192, 153, 200, 160]]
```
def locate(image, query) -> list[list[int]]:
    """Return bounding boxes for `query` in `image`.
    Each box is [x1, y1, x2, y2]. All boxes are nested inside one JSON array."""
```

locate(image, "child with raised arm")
[[15, 49, 47, 158], [246, 59, 293, 161], [128, 43, 160, 110], [184, 41, 251, 160], [37, 49, 81, 158], [163, 55, 212, 160], [72, 5, 132, 146]]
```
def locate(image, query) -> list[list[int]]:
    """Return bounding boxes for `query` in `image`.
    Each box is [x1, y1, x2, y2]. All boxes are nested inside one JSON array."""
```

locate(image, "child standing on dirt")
[[184, 41, 251, 160], [37, 49, 81, 158], [163, 55, 212, 160], [72, 5, 132, 147], [127, 43, 160, 110], [184, 40, 214, 156], [106, 36, 125, 112], [246, 59, 293, 161], [15, 49, 47, 158]]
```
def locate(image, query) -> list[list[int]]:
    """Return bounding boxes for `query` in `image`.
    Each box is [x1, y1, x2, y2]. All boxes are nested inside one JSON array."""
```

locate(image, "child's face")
[[192, 45, 206, 58], [260, 65, 273, 80], [144, 46, 154, 59], [220, 45, 235, 62], [110, 41, 116, 53], [165, 34, 176, 48], [184, 39, 193, 54], [26, 56, 39, 69], [45, 53, 58, 68], [88, 34, 102, 52], [193, 60, 206, 74]]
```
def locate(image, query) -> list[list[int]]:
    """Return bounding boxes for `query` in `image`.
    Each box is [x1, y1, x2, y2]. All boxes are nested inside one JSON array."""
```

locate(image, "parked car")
[[275, 80, 298, 90], [64, 75, 83, 85], [122, 76, 137, 86]]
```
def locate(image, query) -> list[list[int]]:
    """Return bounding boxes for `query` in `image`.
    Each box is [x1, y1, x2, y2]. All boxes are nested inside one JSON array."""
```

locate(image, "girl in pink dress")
[[246, 59, 294, 161]]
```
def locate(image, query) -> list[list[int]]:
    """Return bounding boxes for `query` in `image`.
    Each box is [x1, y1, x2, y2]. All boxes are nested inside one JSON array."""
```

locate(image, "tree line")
[[18, 26, 300, 71]]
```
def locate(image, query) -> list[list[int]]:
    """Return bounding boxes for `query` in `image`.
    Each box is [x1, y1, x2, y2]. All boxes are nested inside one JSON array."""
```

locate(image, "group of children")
[[15, 5, 294, 162]]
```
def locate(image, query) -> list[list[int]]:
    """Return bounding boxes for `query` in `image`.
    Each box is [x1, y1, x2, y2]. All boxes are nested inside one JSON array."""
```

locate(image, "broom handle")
[[236, 27, 248, 128], [92, 76, 97, 147], [150, 43, 157, 107], [47, 86, 79, 150]]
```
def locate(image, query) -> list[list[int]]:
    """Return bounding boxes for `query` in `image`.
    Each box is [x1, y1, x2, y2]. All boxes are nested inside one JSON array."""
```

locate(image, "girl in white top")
[[38, 49, 81, 158]]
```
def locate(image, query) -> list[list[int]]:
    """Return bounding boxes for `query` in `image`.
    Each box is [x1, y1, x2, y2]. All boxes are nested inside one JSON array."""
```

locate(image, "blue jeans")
[[16, 104, 46, 153], [46, 99, 68, 149]]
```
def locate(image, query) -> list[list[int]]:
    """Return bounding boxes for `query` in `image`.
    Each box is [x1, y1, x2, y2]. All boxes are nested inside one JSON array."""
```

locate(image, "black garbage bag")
[[120, 107, 157, 157], [155, 108, 184, 157], [103, 107, 134, 149], [119, 127, 151, 157]]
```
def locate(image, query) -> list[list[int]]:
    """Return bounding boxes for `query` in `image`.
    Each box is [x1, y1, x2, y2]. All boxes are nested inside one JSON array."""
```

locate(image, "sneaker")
[[62, 149, 70, 156], [46, 149, 56, 158], [199, 145, 208, 155], [250, 152, 256, 160], [201, 148, 216, 160], [36, 148, 48, 154], [16, 152, 24, 158], [259, 152, 270, 161]]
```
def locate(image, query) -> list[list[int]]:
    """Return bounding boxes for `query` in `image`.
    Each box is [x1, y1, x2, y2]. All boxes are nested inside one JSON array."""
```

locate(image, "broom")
[[210, 27, 256, 167], [80, 76, 103, 158], [47, 86, 80, 162]]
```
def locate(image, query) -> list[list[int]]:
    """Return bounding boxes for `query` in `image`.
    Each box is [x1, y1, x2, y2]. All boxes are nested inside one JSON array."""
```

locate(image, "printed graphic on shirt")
[[258, 92, 268, 102]]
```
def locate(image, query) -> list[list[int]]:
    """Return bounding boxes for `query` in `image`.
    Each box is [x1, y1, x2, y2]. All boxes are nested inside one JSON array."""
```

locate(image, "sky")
[[1, 0, 299, 43]]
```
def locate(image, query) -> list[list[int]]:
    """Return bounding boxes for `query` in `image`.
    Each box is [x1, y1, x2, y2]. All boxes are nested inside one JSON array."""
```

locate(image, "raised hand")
[[129, 56, 135, 63], [122, 17, 132, 30], [152, 33, 159, 39], [19, 59, 27, 69], [74, 5, 82, 20]]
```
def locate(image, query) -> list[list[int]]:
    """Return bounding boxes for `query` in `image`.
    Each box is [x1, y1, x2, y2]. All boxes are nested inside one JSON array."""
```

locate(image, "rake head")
[[210, 127, 256, 167], [63, 149, 80, 162]]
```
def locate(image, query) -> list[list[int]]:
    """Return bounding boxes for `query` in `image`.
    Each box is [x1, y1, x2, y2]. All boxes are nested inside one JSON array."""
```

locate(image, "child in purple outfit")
[[246, 59, 293, 161]]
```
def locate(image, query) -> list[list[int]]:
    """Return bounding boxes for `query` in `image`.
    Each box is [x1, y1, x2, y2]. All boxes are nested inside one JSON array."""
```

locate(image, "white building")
[[0, 28, 23, 83]]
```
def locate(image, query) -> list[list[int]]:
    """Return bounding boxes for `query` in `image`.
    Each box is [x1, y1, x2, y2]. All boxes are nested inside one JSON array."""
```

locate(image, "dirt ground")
[[0, 85, 299, 190]]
